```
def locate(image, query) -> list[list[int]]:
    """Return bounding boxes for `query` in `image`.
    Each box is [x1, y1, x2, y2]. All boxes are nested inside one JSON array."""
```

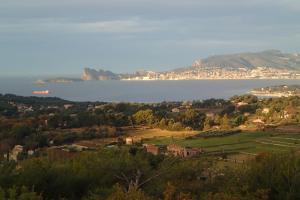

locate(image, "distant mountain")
[[186, 50, 300, 71], [81, 68, 120, 80], [80, 50, 300, 81]]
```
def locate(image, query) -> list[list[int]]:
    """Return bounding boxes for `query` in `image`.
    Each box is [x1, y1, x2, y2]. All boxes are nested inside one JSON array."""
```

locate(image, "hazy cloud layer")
[[0, 0, 299, 76]]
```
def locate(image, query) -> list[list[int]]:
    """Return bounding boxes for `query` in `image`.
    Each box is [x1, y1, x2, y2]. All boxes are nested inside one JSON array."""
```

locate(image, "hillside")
[[189, 50, 300, 70]]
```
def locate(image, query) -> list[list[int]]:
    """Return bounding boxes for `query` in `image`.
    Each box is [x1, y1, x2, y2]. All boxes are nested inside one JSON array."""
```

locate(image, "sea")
[[0, 78, 300, 102]]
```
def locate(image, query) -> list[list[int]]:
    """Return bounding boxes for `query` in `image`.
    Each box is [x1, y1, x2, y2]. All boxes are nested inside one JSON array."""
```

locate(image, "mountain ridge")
[[80, 50, 300, 80], [185, 49, 300, 70]]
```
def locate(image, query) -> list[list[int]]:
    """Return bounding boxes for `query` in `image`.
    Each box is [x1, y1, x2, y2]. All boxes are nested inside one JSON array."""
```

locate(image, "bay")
[[0, 78, 299, 102]]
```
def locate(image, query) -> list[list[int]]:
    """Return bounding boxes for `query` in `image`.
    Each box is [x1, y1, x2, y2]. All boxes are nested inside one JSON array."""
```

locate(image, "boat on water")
[[32, 90, 50, 95]]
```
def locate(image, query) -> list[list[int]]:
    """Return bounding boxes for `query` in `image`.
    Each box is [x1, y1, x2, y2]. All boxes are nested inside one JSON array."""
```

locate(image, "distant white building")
[[172, 108, 180, 113], [64, 104, 73, 109], [252, 118, 265, 124], [262, 108, 270, 114]]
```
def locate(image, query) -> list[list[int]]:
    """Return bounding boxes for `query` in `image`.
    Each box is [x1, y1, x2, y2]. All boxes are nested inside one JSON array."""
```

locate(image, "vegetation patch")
[[188, 129, 241, 139]]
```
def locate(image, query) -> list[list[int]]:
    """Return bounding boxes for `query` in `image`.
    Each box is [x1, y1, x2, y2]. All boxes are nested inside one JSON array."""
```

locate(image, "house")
[[126, 137, 134, 145], [71, 140, 100, 151], [71, 144, 90, 151], [244, 112, 251, 117], [167, 144, 185, 157], [125, 137, 141, 145], [172, 108, 180, 113], [236, 102, 248, 107], [27, 150, 35, 156], [205, 112, 215, 118], [167, 144, 203, 158], [64, 104, 73, 109], [252, 118, 265, 124], [262, 108, 270, 114], [143, 144, 166, 155], [184, 147, 203, 157]]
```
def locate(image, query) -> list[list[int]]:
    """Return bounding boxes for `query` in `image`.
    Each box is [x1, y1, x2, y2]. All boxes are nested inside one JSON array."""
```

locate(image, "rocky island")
[[35, 77, 83, 84]]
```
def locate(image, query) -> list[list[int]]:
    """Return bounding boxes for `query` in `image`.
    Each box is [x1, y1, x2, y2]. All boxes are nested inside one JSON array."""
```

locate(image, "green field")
[[144, 131, 300, 155]]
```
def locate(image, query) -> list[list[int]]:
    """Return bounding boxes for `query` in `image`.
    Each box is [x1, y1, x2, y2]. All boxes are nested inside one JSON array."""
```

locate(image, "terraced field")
[[144, 131, 300, 155]]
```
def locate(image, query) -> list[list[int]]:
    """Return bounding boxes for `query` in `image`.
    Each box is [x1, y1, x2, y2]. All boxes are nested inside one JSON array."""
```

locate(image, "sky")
[[0, 0, 300, 77]]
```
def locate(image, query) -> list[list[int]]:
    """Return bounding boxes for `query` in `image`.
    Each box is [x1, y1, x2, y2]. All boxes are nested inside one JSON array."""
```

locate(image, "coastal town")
[[122, 66, 300, 80], [250, 85, 300, 97]]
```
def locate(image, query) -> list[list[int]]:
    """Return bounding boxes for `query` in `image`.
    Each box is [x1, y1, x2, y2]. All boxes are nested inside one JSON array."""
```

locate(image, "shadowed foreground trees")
[[0, 148, 300, 199]]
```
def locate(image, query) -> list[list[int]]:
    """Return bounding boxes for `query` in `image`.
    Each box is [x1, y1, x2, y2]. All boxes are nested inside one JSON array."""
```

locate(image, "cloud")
[[0, 18, 162, 34], [76, 19, 161, 33], [281, 0, 300, 11]]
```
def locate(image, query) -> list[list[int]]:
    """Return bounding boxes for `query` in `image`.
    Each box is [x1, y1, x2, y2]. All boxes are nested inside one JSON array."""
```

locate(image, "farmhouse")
[[125, 137, 142, 145], [167, 144, 203, 158], [143, 144, 166, 155]]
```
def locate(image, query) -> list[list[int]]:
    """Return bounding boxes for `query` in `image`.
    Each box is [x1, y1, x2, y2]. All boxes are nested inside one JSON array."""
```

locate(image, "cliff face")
[[189, 50, 300, 70], [81, 68, 120, 80]]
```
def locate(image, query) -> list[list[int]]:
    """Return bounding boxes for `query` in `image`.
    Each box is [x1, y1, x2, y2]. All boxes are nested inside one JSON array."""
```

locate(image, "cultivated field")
[[144, 131, 300, 156], [126, 127, 197, 139]]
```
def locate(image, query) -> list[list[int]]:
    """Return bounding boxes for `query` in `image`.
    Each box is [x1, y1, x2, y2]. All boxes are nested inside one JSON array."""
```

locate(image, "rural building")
[[126, 137, 134, 145], [244, 112, 251, 117], [205, 112, 215, 118], [172, 108, 180, 113], [167, 144, 203, 158], [27, 150, 35, 156], [125, 137, 141, 145], [71, 144, 90, 151], [236, 102, 248, 107], [252, 118, 265, 124], [64, 104, 73, 109], [143, 144, 166, 155], [184, 147, 203, 157], [262, 108, 270, 114], [167, 144, 185, 157]]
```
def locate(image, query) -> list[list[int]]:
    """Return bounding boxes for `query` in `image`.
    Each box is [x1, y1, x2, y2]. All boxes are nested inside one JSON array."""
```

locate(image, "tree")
[[203, 118, 212, 131], [220, 115, 231, 130], [163, 183, 195, 200], [107, 184, 151, 200], [11, 124, 32, 142], [159, 118, 167, 129], [182, 109, 205, 129], [0, 186, 42, 200], [233, 115, 245, 126], [133, 110, 155, 126]]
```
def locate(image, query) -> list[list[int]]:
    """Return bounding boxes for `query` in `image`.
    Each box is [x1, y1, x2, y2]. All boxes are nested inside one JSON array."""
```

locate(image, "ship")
[[32, 90, 50, 95]]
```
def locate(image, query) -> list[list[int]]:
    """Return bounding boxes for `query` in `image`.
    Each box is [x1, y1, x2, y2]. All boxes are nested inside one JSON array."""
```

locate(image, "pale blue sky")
[[0, 0, 300, 76]]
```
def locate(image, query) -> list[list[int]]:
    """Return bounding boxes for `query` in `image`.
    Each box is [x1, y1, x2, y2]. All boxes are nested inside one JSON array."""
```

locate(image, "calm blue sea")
[[0, 78, 300, 102]]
